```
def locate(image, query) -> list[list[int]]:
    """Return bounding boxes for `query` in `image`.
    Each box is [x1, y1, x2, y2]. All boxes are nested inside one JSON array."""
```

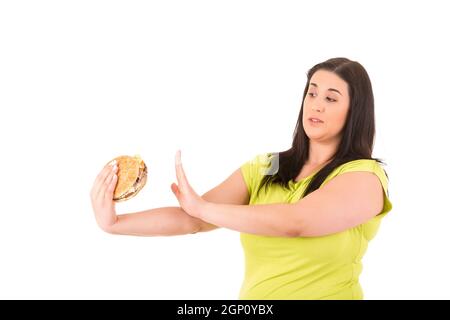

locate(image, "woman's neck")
[[307, 139, 338, 165]]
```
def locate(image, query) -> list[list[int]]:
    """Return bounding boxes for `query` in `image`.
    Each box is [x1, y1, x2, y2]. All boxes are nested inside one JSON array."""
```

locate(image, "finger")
[[175, 150, 189, 190], [105, 171, 118, 201], [99, 168, 116, 200], [95, 159, 116, 186], [98, 164, 118, 199], [92, 160, 117, 197], [170, 182, 179, 198], [100, 163, 117, 192]]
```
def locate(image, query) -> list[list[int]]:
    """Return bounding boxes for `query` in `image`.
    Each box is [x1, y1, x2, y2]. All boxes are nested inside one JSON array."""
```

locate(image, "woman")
[[90, 57, 393, 300]]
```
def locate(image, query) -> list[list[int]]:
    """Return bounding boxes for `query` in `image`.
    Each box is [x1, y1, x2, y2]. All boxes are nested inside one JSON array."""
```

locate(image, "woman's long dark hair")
[[255, 57, 388, 199]]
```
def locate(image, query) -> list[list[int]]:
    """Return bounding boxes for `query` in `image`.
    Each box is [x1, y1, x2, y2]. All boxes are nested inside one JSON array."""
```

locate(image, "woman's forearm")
[[105, 206, 203, 236], [199, 202, 299, 237]]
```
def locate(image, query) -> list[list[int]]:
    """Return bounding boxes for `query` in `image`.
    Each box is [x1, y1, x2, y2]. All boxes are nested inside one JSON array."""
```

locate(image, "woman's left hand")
[[171, 150, 207, 218]]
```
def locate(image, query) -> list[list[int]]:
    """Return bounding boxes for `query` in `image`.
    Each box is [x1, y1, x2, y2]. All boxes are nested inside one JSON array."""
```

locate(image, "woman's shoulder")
[[334, 158, 386, 174], [241, 152, 277, 179], [328, 158, 389, 190], [338, 158, 378, 167], [240, 152, 274, 194]]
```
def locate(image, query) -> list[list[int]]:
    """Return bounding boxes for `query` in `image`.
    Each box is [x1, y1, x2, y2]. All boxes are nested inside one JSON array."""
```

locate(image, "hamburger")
[[108, 155, 148, 202]]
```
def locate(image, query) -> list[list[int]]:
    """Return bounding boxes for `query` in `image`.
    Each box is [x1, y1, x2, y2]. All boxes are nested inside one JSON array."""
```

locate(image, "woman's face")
[[302, 69, 350, 143]]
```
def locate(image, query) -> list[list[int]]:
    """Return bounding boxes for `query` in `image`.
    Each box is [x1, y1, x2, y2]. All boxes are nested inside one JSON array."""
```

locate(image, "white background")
[[1, 0, 449, 299]]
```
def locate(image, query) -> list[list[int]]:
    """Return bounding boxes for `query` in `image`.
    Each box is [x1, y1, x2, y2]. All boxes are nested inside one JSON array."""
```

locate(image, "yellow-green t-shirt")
[[239, 153, 393, 300]]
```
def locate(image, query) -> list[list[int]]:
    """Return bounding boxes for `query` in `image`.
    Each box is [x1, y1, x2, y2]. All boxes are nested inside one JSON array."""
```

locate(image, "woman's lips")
[[309, 118, 324, 124]]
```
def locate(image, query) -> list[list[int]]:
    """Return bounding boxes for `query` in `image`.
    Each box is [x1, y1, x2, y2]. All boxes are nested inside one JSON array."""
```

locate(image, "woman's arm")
[[173, 151, 385, 238], [105, 167, 250, 236], [90, 159, 249, 236], [197, 171, 384, 237], [105, 206, 203, 236]]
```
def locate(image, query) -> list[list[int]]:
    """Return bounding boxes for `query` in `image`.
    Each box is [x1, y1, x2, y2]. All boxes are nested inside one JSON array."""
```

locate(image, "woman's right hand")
[[90, 160, 119, 231]]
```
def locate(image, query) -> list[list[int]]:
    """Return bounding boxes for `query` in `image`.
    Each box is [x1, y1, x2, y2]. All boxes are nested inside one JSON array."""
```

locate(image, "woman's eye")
[[308, 93, 336, 102]]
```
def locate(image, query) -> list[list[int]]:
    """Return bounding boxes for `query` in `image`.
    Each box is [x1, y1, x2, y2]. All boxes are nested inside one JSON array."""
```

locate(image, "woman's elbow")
[[97, 222, 117, 235]]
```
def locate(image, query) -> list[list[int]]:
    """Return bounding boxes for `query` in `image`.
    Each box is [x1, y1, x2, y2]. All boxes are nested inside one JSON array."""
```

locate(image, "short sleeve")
[[335, 160, 393, 219], [240, 153, 274, 197]]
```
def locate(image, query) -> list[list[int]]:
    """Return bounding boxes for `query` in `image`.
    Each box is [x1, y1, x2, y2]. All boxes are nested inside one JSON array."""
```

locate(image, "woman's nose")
[[312, 105, 324, 112]]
